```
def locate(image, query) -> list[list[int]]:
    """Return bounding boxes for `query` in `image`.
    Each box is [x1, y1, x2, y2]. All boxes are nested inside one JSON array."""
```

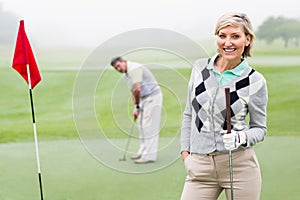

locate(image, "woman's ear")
[[245, 35, 251, 47]]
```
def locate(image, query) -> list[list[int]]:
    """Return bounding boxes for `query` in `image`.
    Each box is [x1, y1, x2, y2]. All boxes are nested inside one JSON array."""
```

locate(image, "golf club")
[[119, 118, 136, 161], [225, 87, 234, 200]]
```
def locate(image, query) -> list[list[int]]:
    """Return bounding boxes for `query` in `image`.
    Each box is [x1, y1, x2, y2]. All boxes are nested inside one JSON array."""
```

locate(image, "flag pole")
[[13, 20, 44, 199], [26, 64, 44, 200]]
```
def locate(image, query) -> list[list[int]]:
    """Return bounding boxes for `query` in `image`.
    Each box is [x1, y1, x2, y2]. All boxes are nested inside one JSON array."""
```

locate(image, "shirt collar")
[[207, 54, 249, 76], [207, 54, 218, 70]]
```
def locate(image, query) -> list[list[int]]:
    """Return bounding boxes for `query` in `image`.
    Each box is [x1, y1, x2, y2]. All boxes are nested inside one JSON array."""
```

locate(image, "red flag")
[[12, 20, 41, 89]]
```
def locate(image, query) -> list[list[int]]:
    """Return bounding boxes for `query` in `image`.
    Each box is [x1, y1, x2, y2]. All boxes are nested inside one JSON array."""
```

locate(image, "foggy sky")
[[1, 0, 299, 48]]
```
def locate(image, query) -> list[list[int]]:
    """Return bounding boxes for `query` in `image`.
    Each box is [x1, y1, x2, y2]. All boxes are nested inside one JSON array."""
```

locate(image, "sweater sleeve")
[[245, 75, 268, 147], [180, 69, 194, 153]]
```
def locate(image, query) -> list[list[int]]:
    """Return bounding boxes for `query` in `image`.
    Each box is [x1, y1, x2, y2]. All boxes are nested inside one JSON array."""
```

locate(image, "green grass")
[[1, 33, 300, 200], [0, 137, 299, 199], [0, 65, 300, 143], [1, 52, 300, 200], [252, 39, 300, 56], [258, 66, 300, 136], [0, 69, 78, 143]]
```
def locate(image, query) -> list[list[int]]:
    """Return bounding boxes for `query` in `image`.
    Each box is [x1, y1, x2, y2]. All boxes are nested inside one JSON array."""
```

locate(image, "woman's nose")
[[224, 39, 232, 46]]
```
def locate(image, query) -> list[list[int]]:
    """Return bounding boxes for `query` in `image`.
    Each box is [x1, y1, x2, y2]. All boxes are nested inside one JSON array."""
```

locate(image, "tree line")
[[256, 16, 300, 47]]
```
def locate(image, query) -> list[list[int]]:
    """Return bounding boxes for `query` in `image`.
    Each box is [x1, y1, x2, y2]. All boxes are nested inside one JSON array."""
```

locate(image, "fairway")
[[0, 137, 299, 200], [0, 66, 299, 143], [0, 64, 300, 199]]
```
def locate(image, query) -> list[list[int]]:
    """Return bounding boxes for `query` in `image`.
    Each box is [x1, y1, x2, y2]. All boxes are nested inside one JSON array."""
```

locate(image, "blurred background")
[[0, 0, 299, 199], [1, 0, 300, 67]]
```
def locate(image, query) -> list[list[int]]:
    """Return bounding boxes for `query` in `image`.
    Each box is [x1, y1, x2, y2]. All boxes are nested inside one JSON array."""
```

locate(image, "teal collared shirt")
[[208, 54, 249, 86]]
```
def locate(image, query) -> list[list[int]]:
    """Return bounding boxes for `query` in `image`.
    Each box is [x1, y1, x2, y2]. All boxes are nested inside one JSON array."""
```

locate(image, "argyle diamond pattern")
[[192, 65, 256, 133]]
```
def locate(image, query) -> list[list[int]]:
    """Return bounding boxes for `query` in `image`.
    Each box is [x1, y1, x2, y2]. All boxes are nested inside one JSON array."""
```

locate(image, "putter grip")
[[225, 88, 231, 134]]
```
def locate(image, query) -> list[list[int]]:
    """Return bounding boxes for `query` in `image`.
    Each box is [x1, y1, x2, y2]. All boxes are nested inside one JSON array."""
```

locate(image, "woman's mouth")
[[223, 48, 236, 53]]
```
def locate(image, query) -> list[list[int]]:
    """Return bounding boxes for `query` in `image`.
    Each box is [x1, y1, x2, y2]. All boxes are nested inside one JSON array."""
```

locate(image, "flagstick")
[[26, 64, 44, 200]]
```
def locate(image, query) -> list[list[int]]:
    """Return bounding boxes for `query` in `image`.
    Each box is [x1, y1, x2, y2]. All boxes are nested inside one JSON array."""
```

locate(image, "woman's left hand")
[[221, 130, 247, 150], [181, 151, 190, 161]]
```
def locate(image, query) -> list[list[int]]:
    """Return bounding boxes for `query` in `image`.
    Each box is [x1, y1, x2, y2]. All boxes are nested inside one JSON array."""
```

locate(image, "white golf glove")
[[221, 130, 247, 151]]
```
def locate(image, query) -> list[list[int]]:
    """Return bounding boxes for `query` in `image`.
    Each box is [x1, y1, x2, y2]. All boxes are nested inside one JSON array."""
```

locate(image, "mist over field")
[[1, 0, 299, 48]]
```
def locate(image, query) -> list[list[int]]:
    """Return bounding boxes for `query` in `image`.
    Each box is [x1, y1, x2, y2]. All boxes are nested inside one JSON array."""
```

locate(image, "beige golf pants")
[[137, 92, 162, 161], [181, 148, 261, 200]]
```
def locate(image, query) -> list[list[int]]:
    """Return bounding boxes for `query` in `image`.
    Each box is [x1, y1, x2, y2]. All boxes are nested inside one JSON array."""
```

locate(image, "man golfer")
[[111, 56, 162, 164]]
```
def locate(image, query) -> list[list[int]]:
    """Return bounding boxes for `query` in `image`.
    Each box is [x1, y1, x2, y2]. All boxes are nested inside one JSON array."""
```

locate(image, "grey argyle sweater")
[[181, 58, 268, 154]]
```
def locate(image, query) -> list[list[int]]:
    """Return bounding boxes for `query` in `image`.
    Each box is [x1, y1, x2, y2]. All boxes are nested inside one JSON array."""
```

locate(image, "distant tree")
[[256, 16, 300, 47], [0, 3, 19, 45]]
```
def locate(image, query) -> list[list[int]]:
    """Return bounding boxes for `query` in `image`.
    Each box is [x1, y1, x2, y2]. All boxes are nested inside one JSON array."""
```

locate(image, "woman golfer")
[[180, 12, 268, 200]]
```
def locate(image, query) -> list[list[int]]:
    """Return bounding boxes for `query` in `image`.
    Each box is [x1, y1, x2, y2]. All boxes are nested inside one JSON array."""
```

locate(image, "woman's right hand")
[[181, 151, 190, 161]]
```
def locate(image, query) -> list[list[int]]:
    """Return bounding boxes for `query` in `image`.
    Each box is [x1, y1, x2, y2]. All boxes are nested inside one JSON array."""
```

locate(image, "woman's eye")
[[232, 35, 240, 39], [219, 35, 226, 39]]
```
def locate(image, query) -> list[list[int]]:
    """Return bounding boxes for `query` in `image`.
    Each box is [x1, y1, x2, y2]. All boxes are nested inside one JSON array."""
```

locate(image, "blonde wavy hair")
[[215, 12, 255, 57]]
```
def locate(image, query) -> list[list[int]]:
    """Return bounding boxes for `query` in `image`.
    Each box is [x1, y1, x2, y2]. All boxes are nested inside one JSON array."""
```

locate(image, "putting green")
[[0, 136, 299, 199]]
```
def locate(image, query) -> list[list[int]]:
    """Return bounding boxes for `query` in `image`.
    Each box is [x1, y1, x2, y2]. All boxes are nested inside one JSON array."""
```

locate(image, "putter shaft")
[[119, 119, 136, 161], [225, 88, 234, 200], [229, 150, 233, 199]]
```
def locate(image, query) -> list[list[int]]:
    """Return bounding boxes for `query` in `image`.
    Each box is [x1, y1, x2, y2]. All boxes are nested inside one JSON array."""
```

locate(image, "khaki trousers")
[[181, 148, 261, 200], [137, 92, 162, 161]]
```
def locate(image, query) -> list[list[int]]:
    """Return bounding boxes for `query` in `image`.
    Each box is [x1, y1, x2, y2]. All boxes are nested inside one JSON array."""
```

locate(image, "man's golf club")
[[119, 118, 136, 161], [225, 88, 234, 200]]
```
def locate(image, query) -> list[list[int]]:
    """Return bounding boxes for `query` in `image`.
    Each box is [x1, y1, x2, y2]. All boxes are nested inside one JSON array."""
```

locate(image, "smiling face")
[[113, 60, 127, 73], [217, 25, 250, 62]]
